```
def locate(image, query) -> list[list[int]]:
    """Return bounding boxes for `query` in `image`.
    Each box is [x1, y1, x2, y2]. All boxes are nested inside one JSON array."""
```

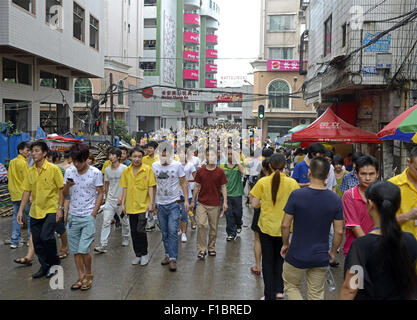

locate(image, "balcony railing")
[[184, 13, 200, 26], [184, 32, 200, 44]]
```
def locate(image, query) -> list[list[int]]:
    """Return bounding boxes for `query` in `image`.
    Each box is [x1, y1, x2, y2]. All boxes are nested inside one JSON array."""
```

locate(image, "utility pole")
[[110, 72, 115, 146]]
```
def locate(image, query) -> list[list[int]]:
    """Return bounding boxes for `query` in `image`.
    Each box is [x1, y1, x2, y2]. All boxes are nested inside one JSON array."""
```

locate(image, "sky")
[[216, 0, 261, 87]]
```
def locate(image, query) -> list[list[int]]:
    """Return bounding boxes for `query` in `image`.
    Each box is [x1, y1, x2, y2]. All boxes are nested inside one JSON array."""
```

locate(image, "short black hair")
[[46, 150, 53, 158], [409, 146, 417, 160], [355, 155, 379, 173], [30, 141, 49, 153], [352, 151, 364, 165], [64, 150, 71, 159], [262, 147, 274, 158], [333, 154, 344, 166], [129, 147, 145, 157], [310, 157, 330, 180], [52, 151, 61, 163], [119, 146, 129, 153], [147, 141, 158, 149], [307, 143, 326, 159], [17, 141, 30, 153], [324, 149, 333, 159], [70, 143, 90, 162], [109, 147, 122, 159]]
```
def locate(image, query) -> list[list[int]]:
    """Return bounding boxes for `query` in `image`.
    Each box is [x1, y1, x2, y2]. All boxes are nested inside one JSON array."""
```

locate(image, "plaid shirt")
[[339, 170, 359, 193]]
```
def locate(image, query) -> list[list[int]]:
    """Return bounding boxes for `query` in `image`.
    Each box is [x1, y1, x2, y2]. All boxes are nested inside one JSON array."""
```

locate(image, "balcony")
[[206, 34, 218, 44], [183, 69, 199, 80], [184, 50, 199, 62], [184, 13, 200, 26], [205, 79, 217, 88], [205, 64, 217, 73], [206, 49, 218, 58], [184, 32, 200, 44]]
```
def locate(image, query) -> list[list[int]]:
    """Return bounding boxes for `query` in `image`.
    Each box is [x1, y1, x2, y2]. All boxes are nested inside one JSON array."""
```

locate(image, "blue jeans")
[[11, 201, 31, 245], [157, 202, 181, 261], [179, 196, 191, 223]]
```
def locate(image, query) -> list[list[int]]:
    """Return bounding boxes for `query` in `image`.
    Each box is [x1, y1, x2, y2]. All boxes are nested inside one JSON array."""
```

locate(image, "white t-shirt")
[[64, 166, 103, 217], [152, 161, 185, 205], [181, 162, 196, 199], [104, 163, 127, 203], [325, 164, 337, 191], [191, 156, 201, 170]]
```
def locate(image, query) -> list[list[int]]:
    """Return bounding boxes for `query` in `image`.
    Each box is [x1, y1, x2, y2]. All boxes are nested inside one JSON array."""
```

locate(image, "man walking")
[[152, 144, 189, 271], [142, 141, 159, 231], [220, 147, 245, 241], [95, 148, 129, 253], [191, 148, 228, 260], [64, 143, 103, 291], [120, 147, 156, 266], [17, 141, 64, 279], [8, 142, 31, 249], [281, 157, 344, 300]]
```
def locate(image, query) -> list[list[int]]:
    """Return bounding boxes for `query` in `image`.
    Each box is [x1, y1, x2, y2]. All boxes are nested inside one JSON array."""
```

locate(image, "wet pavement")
[[0, 200, 345, 300]]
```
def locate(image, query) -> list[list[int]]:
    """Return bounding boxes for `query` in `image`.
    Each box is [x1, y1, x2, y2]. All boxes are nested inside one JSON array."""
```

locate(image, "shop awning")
[[292, 108, 381, 143], [288, 123, 309, 133]]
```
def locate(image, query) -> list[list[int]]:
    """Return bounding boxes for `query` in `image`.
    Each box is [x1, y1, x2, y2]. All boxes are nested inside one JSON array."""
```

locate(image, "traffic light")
[[93, 120, 100, 133], [258, 104, 265, 120]]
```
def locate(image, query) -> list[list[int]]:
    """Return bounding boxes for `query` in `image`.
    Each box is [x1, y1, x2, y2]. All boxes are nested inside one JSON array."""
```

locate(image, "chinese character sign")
[[267, 60, 302, 71]]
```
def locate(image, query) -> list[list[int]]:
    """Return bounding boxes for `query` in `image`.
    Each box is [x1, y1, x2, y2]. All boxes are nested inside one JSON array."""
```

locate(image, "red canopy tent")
[[292, 108, 381, 143]]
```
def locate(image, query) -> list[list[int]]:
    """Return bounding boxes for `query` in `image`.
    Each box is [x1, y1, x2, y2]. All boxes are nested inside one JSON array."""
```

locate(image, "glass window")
[[324, 15, 332, 56], [73, 2, 85, 42], [270, 15, 295, 31], [17, 62, 31, 85], [12, 0, 35, 13], [342, 23, 347, 48], [118, 80, 124, 105], [269, 47, 294, 59], [268, 80, 290, 109], [2, 58, 17, 83], [90, 16, 99, 49], [144, 40, 156, 50], [144, 18, 157, 28], [140, 62, 156, 72], [40, 71, 68, 90], [46, 0, 62, 28], [74, 78, 92, 103], [144, 0, 156, 6]]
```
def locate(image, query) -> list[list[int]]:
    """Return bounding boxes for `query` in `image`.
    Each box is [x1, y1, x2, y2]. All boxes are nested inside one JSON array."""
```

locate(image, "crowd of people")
[[2, 124, 417, 299]]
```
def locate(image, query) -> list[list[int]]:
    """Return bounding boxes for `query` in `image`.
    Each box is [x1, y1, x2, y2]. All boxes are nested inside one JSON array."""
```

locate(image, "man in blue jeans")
[[152, 143, 190, 272], [7, 142, 31, 249]]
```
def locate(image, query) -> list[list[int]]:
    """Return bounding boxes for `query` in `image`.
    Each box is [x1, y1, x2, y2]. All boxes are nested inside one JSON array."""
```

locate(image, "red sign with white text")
[[205, 79, 217, 88], [184, 51, 199, 62], [206, 34, 218, 43], [205, 64, 217, 73], [184, 32, 200, 43], [206, 49, 218, 58], [183, 69, 199, 80], [267, 60, 305, 71], [184, 13, 200, 25]]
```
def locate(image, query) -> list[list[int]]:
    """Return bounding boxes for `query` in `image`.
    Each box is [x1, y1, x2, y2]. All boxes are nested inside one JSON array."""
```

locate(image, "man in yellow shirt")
[[120, 147, 156, 266], [17, 141, 64, 279], [142, 141, 159, 230], [388, 147, 417, 239], [8, 142, 31, 249]]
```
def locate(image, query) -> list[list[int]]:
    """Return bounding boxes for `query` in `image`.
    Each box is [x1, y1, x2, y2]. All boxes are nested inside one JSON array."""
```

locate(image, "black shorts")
[[251, 208, 261, 233]]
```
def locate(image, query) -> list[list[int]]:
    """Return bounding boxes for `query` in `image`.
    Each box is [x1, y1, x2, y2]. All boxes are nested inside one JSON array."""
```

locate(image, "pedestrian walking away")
[[120, 147, 156, 267], [17, 141, 64, 279], [281, 157, 344, 300], [250, 153, 299, 300], [64, 143, 104, 291]]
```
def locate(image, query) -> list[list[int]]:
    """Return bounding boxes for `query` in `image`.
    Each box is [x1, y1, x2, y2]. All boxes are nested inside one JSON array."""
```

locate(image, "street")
[[0, 201, 345, 300]]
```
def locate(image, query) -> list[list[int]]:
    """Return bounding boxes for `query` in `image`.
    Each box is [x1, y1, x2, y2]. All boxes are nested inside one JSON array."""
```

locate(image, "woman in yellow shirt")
[[250, 153, 299, 300]]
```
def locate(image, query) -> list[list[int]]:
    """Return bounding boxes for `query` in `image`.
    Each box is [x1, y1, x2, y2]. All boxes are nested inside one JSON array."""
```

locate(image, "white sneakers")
[[140, 254, 149, 266], [131, 257, 141, 265], [94, 245, 108, 253], [121, 239, 129, 247], [181, 233, 187, 242]]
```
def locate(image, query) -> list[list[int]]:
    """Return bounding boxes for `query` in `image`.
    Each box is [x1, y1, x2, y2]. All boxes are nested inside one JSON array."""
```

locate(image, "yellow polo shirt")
[[8, 154, 29, 201], [22, 160, 64, 219], [250, 172, 299, 237], [102, 160, 111, 174], [388, 169, 417, 238], [142, 155, 159, 167], [119, 163, 156, 214]]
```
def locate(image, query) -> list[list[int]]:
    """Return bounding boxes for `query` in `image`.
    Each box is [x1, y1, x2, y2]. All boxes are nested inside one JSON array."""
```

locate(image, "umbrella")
[[288, 124, 309, 133], [377, 104, 417, 143]]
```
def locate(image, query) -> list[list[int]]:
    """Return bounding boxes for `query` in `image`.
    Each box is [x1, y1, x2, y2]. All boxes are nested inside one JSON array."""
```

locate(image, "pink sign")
[[205, 79, 217, 88], [206, 34, 218, 43], [183, 69, 199, 80], [205, 64, 217, 73], [184, 51, 199, 62], [184, 13, 200, 25], [206, 49, 218, 58], [267, 60, 305, 71], [184, 32, 200, 43]]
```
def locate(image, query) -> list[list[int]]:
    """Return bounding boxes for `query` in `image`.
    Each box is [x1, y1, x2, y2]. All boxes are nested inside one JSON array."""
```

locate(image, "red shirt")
[[195, 165, 228, 206], [342, 185, 374, 256]]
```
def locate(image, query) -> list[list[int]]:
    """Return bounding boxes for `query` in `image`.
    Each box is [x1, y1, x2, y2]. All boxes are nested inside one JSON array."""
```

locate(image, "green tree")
[[108, 119, 130, 142]]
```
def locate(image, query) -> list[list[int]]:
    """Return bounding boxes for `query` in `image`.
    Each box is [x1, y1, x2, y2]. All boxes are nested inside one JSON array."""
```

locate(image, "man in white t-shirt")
[[95, 148, 128, 253], [152, 143, 190, 272], [63, 143, 103, 291]]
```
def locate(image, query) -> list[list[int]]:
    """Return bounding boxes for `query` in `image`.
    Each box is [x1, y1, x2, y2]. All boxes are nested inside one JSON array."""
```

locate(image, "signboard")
[[184, 13, 199, 25], [183, 69, 199, 80], [184, 51, 199, 62], [267, 60, 303, 71], [184, 32, 200, 43], [362, 32, 391, 52]]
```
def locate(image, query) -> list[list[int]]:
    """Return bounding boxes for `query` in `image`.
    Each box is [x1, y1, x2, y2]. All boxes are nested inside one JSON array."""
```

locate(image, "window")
[[144, 0, 156, 6], [324, 15, 332, 56], [140, 62, 156, 72], [12, 0, 35, 14], [40, 71, 68, 90], [74, 78, 92, 103], [46, 0, 62, 28], [2, 58, 31, 85], [144, 18, 157, 28], [269, 47, 294, 59], [128, 24, 131, 33], [268, 80, 290, 109], [342, 23, 347, 48], [144, 40, 156, 50], [118, 80, 124, 105], [267, 120, 292, 135], [90, 15, 99, 49], [73, 2, 85, 42], [270, 15, 295, 31], [184, 80, 197, 88]]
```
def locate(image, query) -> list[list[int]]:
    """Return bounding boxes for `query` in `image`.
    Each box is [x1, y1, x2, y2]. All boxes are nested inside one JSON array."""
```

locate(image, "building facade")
[[251, 0, 316, 141], [0, 0, 104, 135], [301, 0, 417, 178]]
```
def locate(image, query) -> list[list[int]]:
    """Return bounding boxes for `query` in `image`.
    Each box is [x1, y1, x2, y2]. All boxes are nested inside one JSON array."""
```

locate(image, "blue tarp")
[[0, 132, 31, 165], [35, 126, 47, 140]]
